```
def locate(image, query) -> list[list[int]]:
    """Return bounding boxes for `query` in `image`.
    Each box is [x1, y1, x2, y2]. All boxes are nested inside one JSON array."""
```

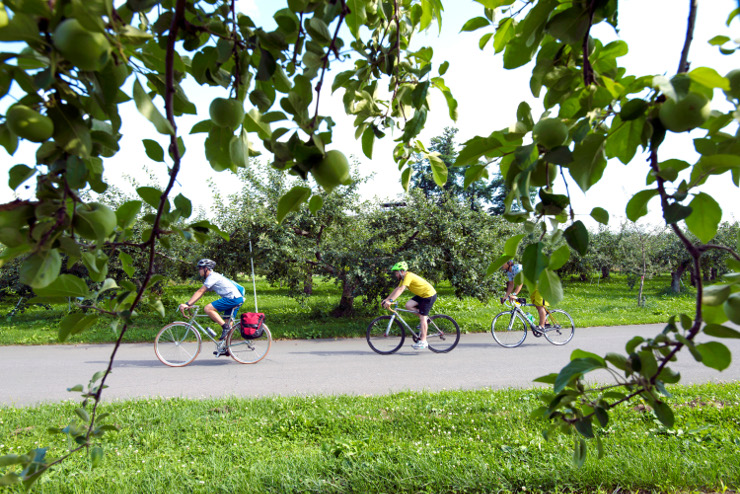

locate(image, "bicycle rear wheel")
[[366, 315, 405, 354], [228, 324, 272, 364], [543, 309, 574, 345], [491, 311, 527, 348], [155, 322, 201, 367], [426, 314, 460, 353]]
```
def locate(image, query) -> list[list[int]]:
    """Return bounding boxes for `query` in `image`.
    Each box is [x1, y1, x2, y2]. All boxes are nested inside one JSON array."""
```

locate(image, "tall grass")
[[0, 274, 696, 345], [1, 383, 737, 493]]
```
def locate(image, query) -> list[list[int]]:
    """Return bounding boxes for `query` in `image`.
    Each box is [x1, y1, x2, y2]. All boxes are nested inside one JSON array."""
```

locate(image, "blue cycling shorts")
[[211, 297, 244, 315]]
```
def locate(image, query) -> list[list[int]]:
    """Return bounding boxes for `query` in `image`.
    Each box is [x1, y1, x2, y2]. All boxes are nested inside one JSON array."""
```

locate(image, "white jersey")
[[203, 271, 242, 299]]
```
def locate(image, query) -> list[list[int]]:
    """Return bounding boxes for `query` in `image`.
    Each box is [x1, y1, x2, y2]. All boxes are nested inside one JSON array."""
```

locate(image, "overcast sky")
[[1, 0, 738, 228]]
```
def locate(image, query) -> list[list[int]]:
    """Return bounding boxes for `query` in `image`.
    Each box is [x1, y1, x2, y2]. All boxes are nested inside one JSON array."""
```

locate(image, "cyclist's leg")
[[210, 297, 243, 341], [415, 294, 437, 341], [531, 289, 548, 327]]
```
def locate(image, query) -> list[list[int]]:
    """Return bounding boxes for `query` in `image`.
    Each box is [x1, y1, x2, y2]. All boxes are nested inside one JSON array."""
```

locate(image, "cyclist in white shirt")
[[179, 259, 244, 340]]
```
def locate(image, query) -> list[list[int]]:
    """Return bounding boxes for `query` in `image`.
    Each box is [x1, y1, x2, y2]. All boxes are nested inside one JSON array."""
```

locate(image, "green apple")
[[532, 118, 568, 150], [6, 104, 54, 142], [73, 202, 117, 240], [658, 92, 711, 133], [724, 69, 740, 100], [209, 98, 245, 129], [53, 19, 111, 71], [311, 150, 350, 192]]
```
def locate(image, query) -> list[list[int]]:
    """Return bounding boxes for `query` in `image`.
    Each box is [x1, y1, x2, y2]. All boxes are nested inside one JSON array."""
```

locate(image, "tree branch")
[[677, 0, 698, 74]]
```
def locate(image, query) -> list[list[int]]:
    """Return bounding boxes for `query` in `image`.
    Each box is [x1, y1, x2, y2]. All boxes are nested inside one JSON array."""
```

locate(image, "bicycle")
[[366, 303, 461, 354], [154, 306, 272, 366], [491, 297, 574, 348]]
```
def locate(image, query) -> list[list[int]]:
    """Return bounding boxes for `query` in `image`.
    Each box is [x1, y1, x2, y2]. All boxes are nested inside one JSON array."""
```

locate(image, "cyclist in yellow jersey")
[[382, 261, 437, 350]]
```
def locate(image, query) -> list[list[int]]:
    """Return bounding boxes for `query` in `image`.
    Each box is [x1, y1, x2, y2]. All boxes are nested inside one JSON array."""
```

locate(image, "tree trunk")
[[637, 275, 645, 307], [601, 266, 610, 279], [670, 261, 690, 293], [330, 277, 356, 317]]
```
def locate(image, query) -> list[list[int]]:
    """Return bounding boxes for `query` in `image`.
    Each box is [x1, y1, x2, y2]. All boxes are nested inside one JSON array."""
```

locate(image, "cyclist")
[[381, 261, 437, 350], [179, 259, 245, 345], [501, 259, 548, 332]]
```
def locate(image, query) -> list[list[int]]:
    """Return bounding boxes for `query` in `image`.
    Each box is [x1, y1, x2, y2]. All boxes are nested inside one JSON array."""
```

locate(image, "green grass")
[[1, 383, 738, 493], [0, 274, 696, 345]]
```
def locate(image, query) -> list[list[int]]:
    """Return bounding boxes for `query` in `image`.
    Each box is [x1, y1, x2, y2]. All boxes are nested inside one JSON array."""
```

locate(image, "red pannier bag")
[[240, 313, 265, 339]]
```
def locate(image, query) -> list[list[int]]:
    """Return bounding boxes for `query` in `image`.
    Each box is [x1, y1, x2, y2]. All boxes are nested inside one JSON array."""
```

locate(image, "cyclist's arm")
[[179, 285, 208, 314], [382, 285, 407, 308], [503, 280, 522, 302]]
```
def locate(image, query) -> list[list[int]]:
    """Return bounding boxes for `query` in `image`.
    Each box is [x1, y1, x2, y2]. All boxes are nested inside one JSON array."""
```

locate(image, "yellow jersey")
[[400, 272, 436, 298]]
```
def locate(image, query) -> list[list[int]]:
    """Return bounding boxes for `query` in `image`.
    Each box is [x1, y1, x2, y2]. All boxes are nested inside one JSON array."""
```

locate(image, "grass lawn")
[[1, 383, 738, 493], [0, 274, 697, 345]]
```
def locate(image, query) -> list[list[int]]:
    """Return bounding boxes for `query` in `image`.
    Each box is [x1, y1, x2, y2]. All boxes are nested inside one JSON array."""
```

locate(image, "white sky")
[[1, 0, 738, 228]]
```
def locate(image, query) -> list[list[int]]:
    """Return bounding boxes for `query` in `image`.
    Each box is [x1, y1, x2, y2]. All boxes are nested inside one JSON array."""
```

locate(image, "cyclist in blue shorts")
[[179, 259, 244, 341]]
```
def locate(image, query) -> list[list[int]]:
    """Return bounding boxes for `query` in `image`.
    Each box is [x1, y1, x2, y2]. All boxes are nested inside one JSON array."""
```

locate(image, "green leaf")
[[59, 313, 99, 342], [34, 274, 89, 299], [90, 446, 104, 468], [455, 135, 505, 167], [460, 16, 490, 32], [685, 192, 721, 243], [428, 153, 448, 187], [244, 109, 272, 140], [137, 187, 163, 209], [575, 417, 594, 438], [277, 186, 311, 223], [688, 66, 730, 91], [625, 189, 659, 221], [605, 116, 643, 165], [361, 126, 375, 159], [652, 401, 675, 428], [486, 254, 511, 277], [570, 349, 605, 365], [538, 268, 564, 306], [493, 17, 514, 53], [504, 234, 526, 257], [704, 324, 740, 339], [308, 195, 323, 214], [132, 79, 174, 136], [8, 164, 35, 190], [663, 202, 692, 225], [229, 129, 250, 168], [142, 139, 164, 162], [119, 251, 134, 277], [619, 99, 648, 121], [464, 164, 489, 189], [522, 242, 548, 285], [555, 358, 606, 393], [564, 221, 589, 256], [605, 352, 629, 371], [532, 373, 558, 384], [75, 407, 90, 422], [590, 207, 609, 225], [20, 250, 62, 289], [695, 341, 732, 371], [569, 133, 607, 192], [174, 194, 192, 218], [116, 201, 142, 229], [549, 245, 570, 270]]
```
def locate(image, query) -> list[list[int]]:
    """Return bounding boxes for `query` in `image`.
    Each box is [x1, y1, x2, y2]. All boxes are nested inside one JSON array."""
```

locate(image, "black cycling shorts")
[[411, 294, 437, 316]]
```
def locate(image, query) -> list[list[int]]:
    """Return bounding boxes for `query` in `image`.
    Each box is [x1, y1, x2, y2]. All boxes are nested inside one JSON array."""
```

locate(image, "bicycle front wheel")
[[366, 315, 405, 354], [426, 314, 460, 353], [155, 322, 201, 367], [228, 324, 272, 364], [543, 309, 575, 345], [491, 311, 527, 348]]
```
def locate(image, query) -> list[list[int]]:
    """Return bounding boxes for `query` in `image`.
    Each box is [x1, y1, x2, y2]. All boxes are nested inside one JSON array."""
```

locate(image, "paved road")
[[2, 323, 739, 406]]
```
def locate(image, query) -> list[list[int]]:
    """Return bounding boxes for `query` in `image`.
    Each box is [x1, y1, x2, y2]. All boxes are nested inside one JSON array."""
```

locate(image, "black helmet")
[[197, 258, 216, 270]]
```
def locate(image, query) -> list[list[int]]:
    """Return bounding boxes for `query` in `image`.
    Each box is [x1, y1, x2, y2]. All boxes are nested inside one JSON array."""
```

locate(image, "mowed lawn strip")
[[0, 274, 697, 345], [0, 383, 737, 493]]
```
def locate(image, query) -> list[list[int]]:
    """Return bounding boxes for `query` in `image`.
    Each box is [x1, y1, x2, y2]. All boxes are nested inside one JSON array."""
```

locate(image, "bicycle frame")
[[181, 306, 239, 349], [500, 298, 564, 328], [385, 305, 446, 341]]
